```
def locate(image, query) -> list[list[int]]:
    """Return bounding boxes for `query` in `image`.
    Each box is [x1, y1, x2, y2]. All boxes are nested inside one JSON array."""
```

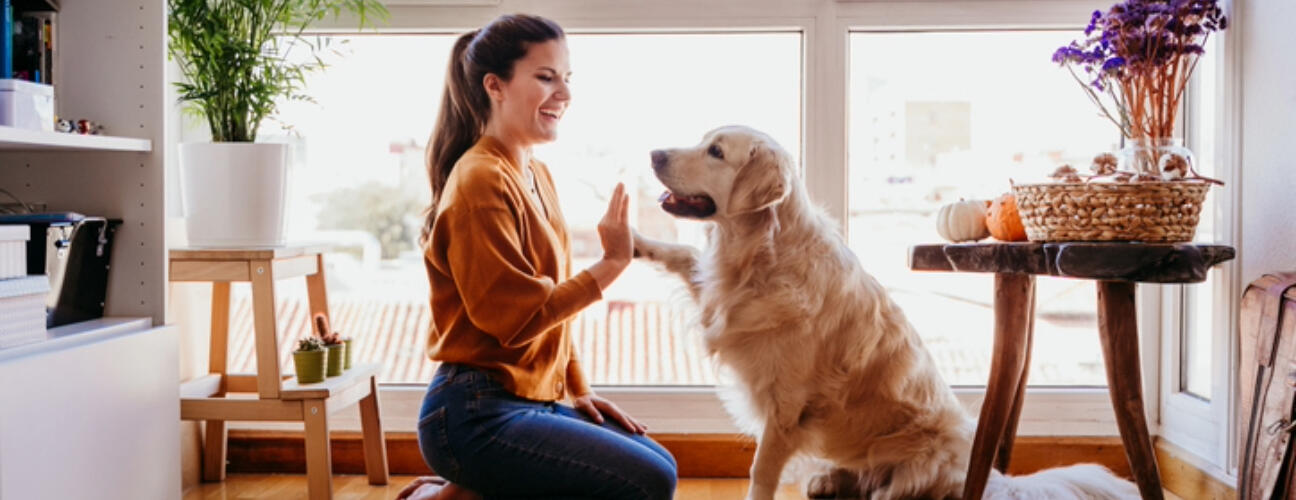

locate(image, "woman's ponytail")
[[420, 15, 565, 245], [422, 30, 483, 243]]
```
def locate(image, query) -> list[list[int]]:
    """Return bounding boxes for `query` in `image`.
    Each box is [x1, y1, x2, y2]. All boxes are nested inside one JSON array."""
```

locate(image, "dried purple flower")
[[1085, 10, 1103, 35], [1054, 0, 1227, 142]]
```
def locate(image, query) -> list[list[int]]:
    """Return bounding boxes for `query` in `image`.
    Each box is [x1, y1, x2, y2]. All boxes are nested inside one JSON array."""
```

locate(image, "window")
[[1159, 30, 1238, 472], [1182, 34, 1222, 400], [179, 1, 1237, 451], [848, 31, 1117, 386], [222, 33, 801, 386]]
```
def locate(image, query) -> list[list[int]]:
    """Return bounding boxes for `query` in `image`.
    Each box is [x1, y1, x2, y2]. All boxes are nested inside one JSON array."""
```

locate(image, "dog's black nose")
[[650, 150, 668, 171]]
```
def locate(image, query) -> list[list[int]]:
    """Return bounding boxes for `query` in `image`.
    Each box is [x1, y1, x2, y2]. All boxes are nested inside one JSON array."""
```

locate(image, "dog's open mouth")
[[659, 190, 717, 218]]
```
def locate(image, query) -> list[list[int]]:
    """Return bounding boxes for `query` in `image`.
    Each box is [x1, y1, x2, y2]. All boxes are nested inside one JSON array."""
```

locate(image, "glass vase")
[[1118, 137, 1195, 179]]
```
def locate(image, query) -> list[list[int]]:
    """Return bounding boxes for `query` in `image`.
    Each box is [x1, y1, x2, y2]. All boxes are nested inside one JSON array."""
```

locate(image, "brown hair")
[[421, 14, 565, 243]]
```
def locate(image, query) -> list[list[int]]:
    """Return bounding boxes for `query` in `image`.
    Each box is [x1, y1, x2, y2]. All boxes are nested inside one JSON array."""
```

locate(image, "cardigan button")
[[555, 380, 565, 395]]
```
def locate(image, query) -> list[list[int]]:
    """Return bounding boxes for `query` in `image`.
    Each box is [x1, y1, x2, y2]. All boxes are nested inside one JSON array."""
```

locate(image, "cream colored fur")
[[635, 126, 1139, 500]]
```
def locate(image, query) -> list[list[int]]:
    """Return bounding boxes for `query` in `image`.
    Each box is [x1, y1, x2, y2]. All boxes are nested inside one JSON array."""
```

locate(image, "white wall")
[[1240, 0, 1296, 284]]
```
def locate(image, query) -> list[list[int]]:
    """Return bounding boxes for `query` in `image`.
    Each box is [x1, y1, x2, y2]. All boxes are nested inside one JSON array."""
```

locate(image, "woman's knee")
[[634, 453, 678, 500]]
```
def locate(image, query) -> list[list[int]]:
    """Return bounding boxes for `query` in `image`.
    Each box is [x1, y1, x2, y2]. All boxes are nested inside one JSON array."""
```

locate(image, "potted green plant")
[[342, 334, 354, 369], [313, 312, 347, 376], [167, 0, 387, 246], [322, 332, 346, 376], [293, 336, 327, 384]]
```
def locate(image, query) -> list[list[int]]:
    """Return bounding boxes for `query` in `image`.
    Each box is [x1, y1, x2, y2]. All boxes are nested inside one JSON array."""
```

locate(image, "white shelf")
[[0, 126, 152, 152], [0, 316, 152, 362]]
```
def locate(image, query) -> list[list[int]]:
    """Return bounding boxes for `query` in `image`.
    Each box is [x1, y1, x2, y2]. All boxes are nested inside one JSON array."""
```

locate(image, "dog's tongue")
[[659, 190, 673, 203]]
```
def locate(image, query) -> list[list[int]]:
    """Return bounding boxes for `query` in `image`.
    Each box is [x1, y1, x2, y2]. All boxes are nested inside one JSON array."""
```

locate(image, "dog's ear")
[[727, 141, 789, 215]]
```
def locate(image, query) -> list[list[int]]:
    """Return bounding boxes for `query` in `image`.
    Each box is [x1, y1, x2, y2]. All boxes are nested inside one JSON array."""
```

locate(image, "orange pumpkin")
[[986, 193, 1028, 241]]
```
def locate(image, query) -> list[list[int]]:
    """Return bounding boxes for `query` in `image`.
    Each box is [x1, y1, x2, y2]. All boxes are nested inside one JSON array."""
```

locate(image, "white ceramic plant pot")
[[179, 142, 288, 247]]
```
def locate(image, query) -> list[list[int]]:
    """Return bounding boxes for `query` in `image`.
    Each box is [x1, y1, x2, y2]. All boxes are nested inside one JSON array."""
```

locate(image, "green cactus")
[[296, 336, 325, 353]]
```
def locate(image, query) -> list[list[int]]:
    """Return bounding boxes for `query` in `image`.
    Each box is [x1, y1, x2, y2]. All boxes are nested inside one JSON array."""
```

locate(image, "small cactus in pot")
[[292, 336, 327, 384], [314, 313, 348, 376]]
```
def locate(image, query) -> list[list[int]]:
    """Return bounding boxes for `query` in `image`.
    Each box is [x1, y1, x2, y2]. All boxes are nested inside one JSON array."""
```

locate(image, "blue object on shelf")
[[1, 0, 12, 79]]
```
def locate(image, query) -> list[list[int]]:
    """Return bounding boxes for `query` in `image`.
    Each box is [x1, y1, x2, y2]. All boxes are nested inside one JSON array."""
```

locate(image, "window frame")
[[1156, 1, 1244, 479], [232, 1, 1238, 462]]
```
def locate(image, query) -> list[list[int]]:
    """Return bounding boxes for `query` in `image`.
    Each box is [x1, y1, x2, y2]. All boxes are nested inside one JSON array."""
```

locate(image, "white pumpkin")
[[936, 199, 991, 242]]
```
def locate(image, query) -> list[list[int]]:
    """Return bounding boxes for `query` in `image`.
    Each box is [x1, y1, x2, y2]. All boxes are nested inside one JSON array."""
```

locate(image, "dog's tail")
[[983, 464, 1140, 500]]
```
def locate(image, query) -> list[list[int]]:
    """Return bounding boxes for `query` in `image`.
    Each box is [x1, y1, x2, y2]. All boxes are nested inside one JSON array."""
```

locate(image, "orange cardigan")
[[424, 136, 601, 401]]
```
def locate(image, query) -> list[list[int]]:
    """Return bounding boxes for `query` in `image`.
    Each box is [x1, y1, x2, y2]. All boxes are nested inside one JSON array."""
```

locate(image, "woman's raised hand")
[[597, 182, 632, 265], [588, 183, 633, 290]]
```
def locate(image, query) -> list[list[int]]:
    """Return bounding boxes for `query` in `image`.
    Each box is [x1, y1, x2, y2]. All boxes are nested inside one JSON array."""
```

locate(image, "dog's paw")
[[806, 468, 864, 499], [632, 230, 657, 260]]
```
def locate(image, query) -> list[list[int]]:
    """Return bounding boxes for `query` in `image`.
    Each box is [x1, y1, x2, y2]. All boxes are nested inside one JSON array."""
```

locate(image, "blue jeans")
[[417, 363, 678, 500]]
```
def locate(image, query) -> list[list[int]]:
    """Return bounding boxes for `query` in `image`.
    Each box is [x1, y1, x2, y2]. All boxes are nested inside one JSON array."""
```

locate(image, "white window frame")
[[235, 1, 1235, 455], [1157, 0, 1244, 480]]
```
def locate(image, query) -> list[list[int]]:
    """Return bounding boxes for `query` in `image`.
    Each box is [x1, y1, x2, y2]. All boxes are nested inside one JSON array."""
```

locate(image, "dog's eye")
[[707, 144, 724, 160]]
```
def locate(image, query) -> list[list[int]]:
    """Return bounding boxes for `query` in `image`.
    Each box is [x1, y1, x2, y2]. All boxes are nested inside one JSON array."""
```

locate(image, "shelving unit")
[[0, 0, 177, 498], [0, 316, 150, 361], [0, 125, 152, 152]]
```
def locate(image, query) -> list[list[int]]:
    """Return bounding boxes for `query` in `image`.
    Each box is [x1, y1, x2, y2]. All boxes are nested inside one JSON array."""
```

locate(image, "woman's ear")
[[483, 73, 504, 102], [727, 142, 789, 215]]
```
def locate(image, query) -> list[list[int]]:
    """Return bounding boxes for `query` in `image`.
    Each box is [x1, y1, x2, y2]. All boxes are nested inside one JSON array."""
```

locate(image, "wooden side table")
[[909, 242, 1234, 500], [171, 245, 389, 500]]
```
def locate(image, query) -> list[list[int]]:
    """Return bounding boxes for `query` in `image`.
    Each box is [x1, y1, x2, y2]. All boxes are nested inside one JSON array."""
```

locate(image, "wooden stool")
[[909, 242, 1234, 500], [171, 245, 389, 500]]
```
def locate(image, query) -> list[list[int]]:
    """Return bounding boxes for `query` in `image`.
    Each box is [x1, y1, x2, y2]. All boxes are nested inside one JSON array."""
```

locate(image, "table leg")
[[996, 289, 1036, 472], [359, 376, 390, 485], [203, 281, 232, 482], [201, 420, 227, 482], [964, 273, 1035, 500], [250, 260, 281, 399], [1097, 280, 1163, 500], [304, 399, 334, 500], [210, 281, 231, 385]]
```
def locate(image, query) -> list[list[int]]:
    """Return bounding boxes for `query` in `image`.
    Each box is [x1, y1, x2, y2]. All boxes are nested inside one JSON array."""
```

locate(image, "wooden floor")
[[181, 474, 1184, 499], [181, 474, 803, 499]]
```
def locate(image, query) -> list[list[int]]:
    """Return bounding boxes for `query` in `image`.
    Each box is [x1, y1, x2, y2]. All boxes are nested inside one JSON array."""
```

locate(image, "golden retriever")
[[633, 125, 1139, 500]]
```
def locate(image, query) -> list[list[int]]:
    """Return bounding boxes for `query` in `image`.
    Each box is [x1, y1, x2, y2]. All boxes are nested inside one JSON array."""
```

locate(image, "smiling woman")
[[405, 13, 686, 500]]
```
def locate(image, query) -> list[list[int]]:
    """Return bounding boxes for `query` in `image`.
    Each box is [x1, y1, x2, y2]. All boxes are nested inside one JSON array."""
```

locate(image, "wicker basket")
[[1013, 181, 1210, 242]]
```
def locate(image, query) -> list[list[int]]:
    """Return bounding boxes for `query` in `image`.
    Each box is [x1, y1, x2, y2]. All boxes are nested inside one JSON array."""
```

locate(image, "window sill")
[[224, 384, 1119, 436]]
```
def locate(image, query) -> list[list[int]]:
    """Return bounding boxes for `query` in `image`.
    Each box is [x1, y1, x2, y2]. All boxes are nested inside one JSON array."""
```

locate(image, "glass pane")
[[224, 33, 801, 385], [1182, 274, 1214, 399], [1182, 38, 1221, 400], [849, 31, 1118, 386]]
